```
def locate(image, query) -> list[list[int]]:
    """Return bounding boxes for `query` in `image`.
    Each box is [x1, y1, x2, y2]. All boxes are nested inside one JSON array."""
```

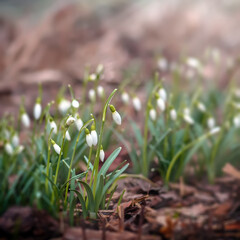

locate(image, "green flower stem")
[[51, 129, 67, 203], [91, 89, 117, 196], [165, 130, 216, 184], [84, 146, 92, 197], [142, 83, 161, 177], [45, 128, 54, 193], [64, 118, 94, 206]]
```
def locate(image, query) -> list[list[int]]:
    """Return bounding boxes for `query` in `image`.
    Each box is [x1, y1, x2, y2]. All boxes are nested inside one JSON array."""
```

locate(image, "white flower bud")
[[100, 148, 105, 162], [5, 143, 13, 155], [183, 114, 194, 125], [132, 97, 141, 111], [89, 74, 96, 81], [66, 115, 75, 126], [66, 130, 71, 141], [97, 86, 104, 98], [157, 98, 165, 112], [97, 64, 104, 74], [186, 57, 200, 69], [112, 111, 122, 125], [16, 145, 24, 154], [158, 58, 168, 71], [88, 89, 96, 102], [86, 133, 93, 147], [72, 99, 80, 108], [91, 130, 98, 146], [233, 115, 240, 128], [21, 113, 30, 128], [183, 108, 191, 116], [49, 119, 57, 134], [53, 143, 61, 155], [149, 108, 157, 121], [75, 117, 83, 131], [58, 99, 71, 115], [197, 102, 206, 112], [207, 117, 215, 130], [170, 109, 177, 121], [121, 92, 129, 104], [33, 103, 42, 120], [209, 127, 221, 135], [12, 134, 19, 147], [158, 88, 167, 102]]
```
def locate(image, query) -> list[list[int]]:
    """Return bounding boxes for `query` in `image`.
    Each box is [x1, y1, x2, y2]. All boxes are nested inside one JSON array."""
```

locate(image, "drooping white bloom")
[[5, 143, 13, 155], [75, 116, 83, 131], [209, 127, 221, 135], [91, 130, 98, 146], [110, 104, 122, 125], [157, 98, 165, 112], [158, 88, 167, 102], [132, 97, 141, 111], [197, 102, 206, 112], [33, 103, 42, 120], [49, 119, 57, 134], [12, 134, 19, 147], [97, 86, 104, 98], [86, 131, 93, 147], [66, 130, 71, 141], [158, 58, 168, 71], [149, 108, 157, 121], [186, 57, 200, 69], [170, 109, 177, 121], [233, 115, 240, 128], [21, 113, 30, 128], [66, 115, 75, 126], [16, 145, 24, 154], [88, 89, 96, 102], [207, 117, 215, 130], [89, 74, 96, 81], [53, 143, 61, 154], [100, 147, 105, 162], [183, 108, 191, 116], [58, 99, 71, 115], [183, 114, 194, 125], [72, 99, 80, 108], [121, 92, 129, 104], [96, 64, 104, 74]]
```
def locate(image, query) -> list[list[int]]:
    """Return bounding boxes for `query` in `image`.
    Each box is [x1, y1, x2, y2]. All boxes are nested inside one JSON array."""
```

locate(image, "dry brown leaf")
[[223, 163, 240, 180]]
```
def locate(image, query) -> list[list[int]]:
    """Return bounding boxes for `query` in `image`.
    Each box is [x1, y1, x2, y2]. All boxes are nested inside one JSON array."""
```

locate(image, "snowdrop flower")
[[85, 129, 93, 147], [12, 134, 19, 147], [96, 64, 104, 74], [97, 86, 104, 98], [170, 108, 177, 121], [183, 114, 194, 125], [132, 97, 141, 111], [121, 92, 129, 105], [149, 108, 157, 121], [66, 115, 75, 126], [197, 102, 206, 113], [109, 105, 121, 125], [51, 139, 61, 155], [66, 130, 71, 141], [100, 145, 105, 162], [72, 99, 80, 109], [21, 112, 30, 128], [186, 57, 200, 69], [5, 142, 13, 155], [88, 89, 96, 102], [33, 99, 42, 120], [209, 127, 221, 136], [157, 97, 165, 112], [75, 115, 83, 131], [89, 74, 97, 81], [58, 99, 71, 115], [233, 115, 240, 128], [49, 118, 57, 134], [91, 127, 98, 146], [158, 58, 168, 71], [183, 107, 191, 116], [207, 117, 215, 130], [16, 145, 24, 154], [158, 88, 167, 102]]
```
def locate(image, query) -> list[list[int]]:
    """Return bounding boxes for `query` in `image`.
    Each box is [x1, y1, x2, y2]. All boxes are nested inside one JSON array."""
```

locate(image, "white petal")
[[50, 121, 57, 134], [132, 97, 141, 111], [158, 58, 168, 71], [21, 113, 30, 128], [58, 99, 71, 115], [86, 134, 93, 147], [157, 98, 165, 112], [149, 109, 157, 121], [97, 86, 104, 98], [91, 130, 98, 146], [72, 99, 80, 108], [112, 111, 121, 125], [100, 149, 105, 162], [66, 130, 71, 141], [183, 108, 190, 116], [75, 118, 83, 131], [33, 103, 42, 120], [66, 116, 75, 126], [158, 88, 167, 102], [197, 102, 206, 112], [53, 143, 61, 155], [121, 92, 129, 104], [170, 109, 177, 121], [88, 89, 96, 102], [207, 117, 215, 130], [233, 116, 240, 128], [12, 134, 19, 147], [183, 114, 194, 125], [186, 57, 200, 69], [5, 143, 13, 155], [209, 127, 221, 135]]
